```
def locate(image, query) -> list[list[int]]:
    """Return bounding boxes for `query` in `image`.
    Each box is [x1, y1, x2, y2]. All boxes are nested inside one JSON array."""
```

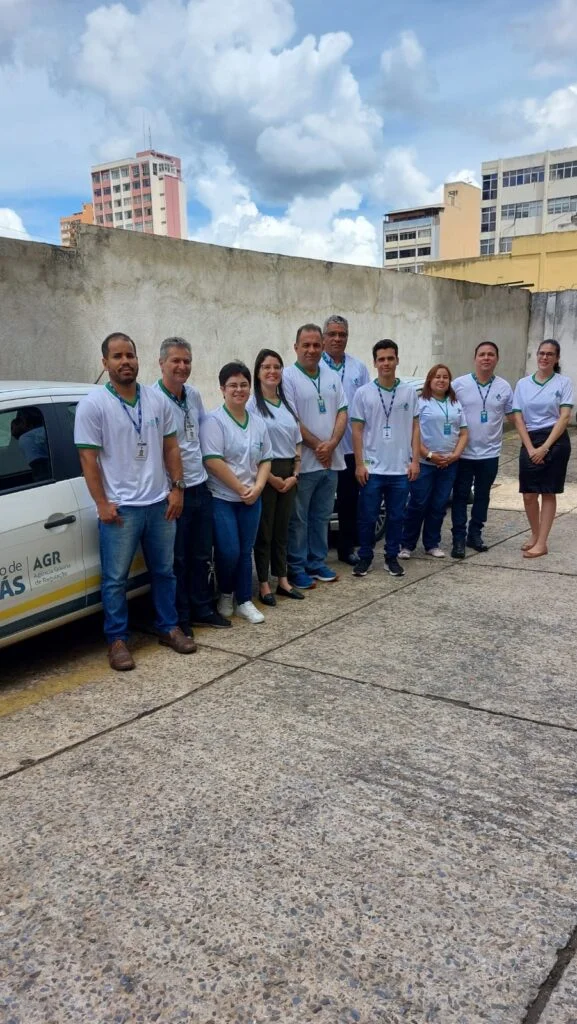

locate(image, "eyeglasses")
[[225, 383, 250, 391]]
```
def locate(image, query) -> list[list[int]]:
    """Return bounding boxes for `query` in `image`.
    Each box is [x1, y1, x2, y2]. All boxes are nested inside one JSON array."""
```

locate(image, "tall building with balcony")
[[382, 181, 480, 272], [480, 145, 577, 255], [60, 203, 94, 247], [90, 150, 187, 239]]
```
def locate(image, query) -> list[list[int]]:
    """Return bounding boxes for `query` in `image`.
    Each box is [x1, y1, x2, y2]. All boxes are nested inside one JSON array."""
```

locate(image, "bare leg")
[[524, 494, 556, 557], [521, 493, 540, 550], [259, 580, 272, 597], [278, 575, 291, 591]]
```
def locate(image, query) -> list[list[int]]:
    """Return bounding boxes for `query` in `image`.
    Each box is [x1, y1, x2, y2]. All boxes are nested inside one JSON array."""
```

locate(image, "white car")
[[0, 382, 148, 650]]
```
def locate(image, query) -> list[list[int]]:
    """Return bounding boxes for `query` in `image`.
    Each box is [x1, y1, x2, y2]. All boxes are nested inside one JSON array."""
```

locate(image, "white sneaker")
[[217, 593, 234, 617], [398, 548, 412, 559], [236, 600, 265, 624], [426, 547, 445, 558]]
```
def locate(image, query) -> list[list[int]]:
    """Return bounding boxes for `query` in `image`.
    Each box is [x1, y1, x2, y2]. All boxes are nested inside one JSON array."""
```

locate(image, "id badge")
[[480, 410, 488, 423], [382, 425, 392, 441], [185, 422, 195, 441], [135, 441, 148, 461], [443, 422, 452, 436], [318, 396, 327, 414]]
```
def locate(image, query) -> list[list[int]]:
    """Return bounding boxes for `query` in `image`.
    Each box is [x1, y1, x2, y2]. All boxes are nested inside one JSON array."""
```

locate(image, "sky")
[[1, 0, 577, 266]]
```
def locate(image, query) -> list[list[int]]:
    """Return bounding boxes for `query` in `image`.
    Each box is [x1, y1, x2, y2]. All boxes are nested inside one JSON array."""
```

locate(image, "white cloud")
[[370, 147, 443, 210], [521, 83, 577, 144], [516, 0, 577, 61], [446, 168, 480, 188], [0, 207, 30, 240], [379, 30, 437, 114]]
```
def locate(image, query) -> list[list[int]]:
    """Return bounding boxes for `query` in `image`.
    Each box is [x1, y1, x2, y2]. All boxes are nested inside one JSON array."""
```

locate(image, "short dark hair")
[[372, 339, 398, 360], [102, 332, 136, 358], [474, 341, 499, 358], [218, 361, 251, 388], [296, 323, 323, 344], [538, 338, 561, 373]]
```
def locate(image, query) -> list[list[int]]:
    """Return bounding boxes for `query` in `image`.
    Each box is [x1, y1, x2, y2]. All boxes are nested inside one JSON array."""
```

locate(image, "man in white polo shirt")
[[322, 314, 370, 566], [154, 336, 231, 635], [283, 323, 348, 589], [351, 339, 420, 578], [75, 332, 197, 671], [451, 341, 514, 558]]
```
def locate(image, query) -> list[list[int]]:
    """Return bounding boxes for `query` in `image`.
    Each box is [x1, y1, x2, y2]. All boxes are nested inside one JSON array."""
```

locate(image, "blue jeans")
[[99, 500, 177, 643], [174, 482, 214, 625], [212, 497, 262, 604], [287, 469, 337, 576], [451, 457, 499, 542], [357, 473, 409, 561], [402, 461, 458, 552]]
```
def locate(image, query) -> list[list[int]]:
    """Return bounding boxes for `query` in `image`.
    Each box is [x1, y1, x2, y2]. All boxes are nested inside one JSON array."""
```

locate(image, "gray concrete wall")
[[0, 226, 530, 405], [529, 291, 577, 384]]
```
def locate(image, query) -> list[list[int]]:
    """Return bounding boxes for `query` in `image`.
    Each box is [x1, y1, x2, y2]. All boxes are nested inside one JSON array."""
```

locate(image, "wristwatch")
[[171, 479, 186, 490], [425, 451, 433, 461]]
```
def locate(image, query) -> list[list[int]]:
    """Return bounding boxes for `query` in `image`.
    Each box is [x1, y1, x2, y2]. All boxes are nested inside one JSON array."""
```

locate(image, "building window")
[[417, 228, 431, 238], [105, 201, 112, 210], [101, 170, 110, 181], [114, 212, 123, 221], [132, 166, 140, 178], [482, 173, 497, 200], [134, 223, 144, 231], [111, 168, 120, 179], [502, 165, 544, 187], [152, 163, 158, 174], [125, 210, 132, 219], [501, 200, 542, 219], [550, 160, 577, 180], [417, 246, 431, 256], [142, 192, 152, 202], [548, 194, 577, 214], [92, 172, 100, 182], [499, 237, 513, 253], [95, 203, 102, 211], [399, 230, 416, 241], [94, 188, 101, 197], [114, 200, 122, 208], [103, 187, 111, 196], [132, 181, 141, 191], [134, 208, 143, 218], [121, 166, 129, 177], [385, 250, 399, 260], [481, 206, 496, 232], [399, 248, 416, 258], [105, 214, 113, 222], [480, 239, 495, 255], [141, 162, 149, 175], [123, 183, 130, 192], [113, 185, 120, 193], [385, 232, 398, 242], [97, 215, 104, 224], [145, 207, 152, 216]]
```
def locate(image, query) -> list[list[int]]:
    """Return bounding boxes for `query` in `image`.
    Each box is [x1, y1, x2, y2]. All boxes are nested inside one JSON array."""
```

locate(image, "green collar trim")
[[223, 404, 249, 429], [157, 378, 185, 402], [295, 361, 320, 380], [106, 381, 139, 407], [532, 372, 555, 387], [374, 377, 399, 392], [472, 373, 495, 387], [264, 396, 282, 408]]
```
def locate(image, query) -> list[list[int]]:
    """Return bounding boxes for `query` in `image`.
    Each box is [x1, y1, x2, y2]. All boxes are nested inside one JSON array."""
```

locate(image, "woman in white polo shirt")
[[247, 349, 304, 606], [400, 364, 468, 558], [512, 339, 573, 559], [200, 361, 273, 623]]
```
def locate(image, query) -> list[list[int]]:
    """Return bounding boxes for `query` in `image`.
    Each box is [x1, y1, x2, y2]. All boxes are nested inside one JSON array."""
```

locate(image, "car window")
[[0, 406, 54, 494]]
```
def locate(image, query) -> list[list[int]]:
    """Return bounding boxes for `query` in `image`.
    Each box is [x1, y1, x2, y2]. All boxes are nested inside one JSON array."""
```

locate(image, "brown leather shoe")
[[108, 639, 135, 671], [158, 626, 198, 654]]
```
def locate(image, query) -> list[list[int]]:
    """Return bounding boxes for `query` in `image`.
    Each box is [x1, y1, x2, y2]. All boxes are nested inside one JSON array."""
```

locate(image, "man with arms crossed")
[[75, 332, 197, 671], [322, 314, 370, 565], [154, 336, 231, 634], [283, 323, 348, 589], [451, 341, 514, 558], [351, 340, 420, 578]]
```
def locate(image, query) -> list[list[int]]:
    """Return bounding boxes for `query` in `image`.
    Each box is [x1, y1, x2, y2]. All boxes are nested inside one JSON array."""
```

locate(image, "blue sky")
[[1, 0, 576, 264]]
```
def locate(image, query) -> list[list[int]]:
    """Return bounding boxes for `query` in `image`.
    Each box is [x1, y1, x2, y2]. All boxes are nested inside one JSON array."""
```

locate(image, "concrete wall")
[[529, 290, 577, 384], [0, 225, 531, 406]]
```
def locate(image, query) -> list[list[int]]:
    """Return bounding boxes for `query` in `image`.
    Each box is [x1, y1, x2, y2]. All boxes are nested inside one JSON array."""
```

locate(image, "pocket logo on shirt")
[[555, 389, 562, 399], [403, 402, 409, 410]]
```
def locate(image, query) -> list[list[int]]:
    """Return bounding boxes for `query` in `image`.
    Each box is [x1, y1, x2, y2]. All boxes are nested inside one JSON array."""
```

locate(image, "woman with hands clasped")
[[200, 361, 273, 624], [247, 349, 305, 606], [400, 364, 468, 559], [512, 339, 573, 559]]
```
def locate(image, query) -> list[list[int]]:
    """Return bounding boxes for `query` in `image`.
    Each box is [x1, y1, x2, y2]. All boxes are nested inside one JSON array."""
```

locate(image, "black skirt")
[[519, 429, 571, 494]]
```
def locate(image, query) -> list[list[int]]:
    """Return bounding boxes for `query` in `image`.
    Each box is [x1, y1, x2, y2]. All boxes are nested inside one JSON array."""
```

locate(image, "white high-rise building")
[[480, 145, 577, 255], [91, 149, 187, 239]]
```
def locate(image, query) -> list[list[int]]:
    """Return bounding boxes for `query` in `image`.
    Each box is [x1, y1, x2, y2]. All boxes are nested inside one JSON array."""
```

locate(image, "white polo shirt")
[[74, 383, 176, 506], [351, 379, 419, 476], [418, 397, 467, 462], [246, 396, 302, 460], [282, 361, 348, 473], [200, 405, 273, 502], [512, 373, 574, 431], [453, 373, 514, 460], [321, 352, 370, 457], [153, 380, 208, 488]]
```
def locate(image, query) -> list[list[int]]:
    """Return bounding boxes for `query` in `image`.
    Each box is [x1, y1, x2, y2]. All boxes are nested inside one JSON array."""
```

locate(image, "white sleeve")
[[512, 380, 523, 413], [503, 382, 514, 415], [337, 378, 348, 411], [458, 402, 468, 428], [74, 395, 103, 449], [411, 388, 420, 417], [162, 399, 177, 437], [350, 389, 365, 422], [200, 415, 225, 459], [282, 369, 298, 414], [560, 377, 574, 407]]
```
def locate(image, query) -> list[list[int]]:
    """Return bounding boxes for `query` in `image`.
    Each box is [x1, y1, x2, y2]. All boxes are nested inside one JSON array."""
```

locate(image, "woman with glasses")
[[200, 361, 272, 623], [512, 339, 573, 559], [247, 349, 304, 606]]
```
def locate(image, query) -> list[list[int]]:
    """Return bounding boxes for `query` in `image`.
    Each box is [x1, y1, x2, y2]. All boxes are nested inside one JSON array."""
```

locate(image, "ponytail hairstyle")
[[538, 338, 561, 374], [253, 348, 297, 420]]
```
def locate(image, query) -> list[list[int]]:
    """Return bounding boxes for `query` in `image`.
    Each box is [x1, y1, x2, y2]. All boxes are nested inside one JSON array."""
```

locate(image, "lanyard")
[[375, 380, 397, 425], [474, 376, 494, 413], [433, 398, 450, 423], [109, 383, 143, 438], [308, 370, 323, 399], [322, 351, 345, 381], [159, 380, 190, 425]]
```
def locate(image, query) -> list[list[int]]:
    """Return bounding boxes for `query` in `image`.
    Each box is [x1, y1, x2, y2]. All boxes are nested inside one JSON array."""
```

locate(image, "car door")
[[0, 398, 85, 647]]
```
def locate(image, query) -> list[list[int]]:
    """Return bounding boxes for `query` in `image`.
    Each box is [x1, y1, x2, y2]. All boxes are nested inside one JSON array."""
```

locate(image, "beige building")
[[423, 229, 577, 292], [382, 181, 481, 272], [60, 203, 94, 247]]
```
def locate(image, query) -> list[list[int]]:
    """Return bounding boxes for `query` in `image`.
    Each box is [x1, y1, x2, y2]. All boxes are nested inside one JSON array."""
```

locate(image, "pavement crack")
[[522, 921, 577, 1022]]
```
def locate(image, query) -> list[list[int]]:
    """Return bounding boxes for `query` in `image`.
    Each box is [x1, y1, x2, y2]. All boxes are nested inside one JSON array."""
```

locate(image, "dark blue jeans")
[[357, 473, 409, 561], [287, 469, 337, 576], [451, 456, 499, 542], [98, 500, 177, 643], [402, 461, 458, 552], [174, 481, 214, 625], [212, 497, 262, 604]]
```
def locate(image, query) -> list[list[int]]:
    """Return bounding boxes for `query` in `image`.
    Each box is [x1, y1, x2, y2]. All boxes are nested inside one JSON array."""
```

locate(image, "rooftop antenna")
[[148, 123, 152, 150], [142, 113, 146, 150]]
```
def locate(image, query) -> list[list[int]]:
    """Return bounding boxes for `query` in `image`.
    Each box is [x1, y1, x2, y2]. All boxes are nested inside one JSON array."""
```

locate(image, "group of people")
[[74, 320, 573, 671]]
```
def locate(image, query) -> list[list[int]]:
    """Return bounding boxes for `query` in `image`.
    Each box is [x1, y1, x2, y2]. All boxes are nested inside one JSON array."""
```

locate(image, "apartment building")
[[90, 150, 187, 239], [382, 181, 480, 272], [60, 203, 94, 247], [480, 145, 577, 255]]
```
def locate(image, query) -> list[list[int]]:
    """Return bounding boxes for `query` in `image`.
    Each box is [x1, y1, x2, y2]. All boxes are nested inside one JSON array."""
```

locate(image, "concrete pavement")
[[1, 431, 577, 1023]]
